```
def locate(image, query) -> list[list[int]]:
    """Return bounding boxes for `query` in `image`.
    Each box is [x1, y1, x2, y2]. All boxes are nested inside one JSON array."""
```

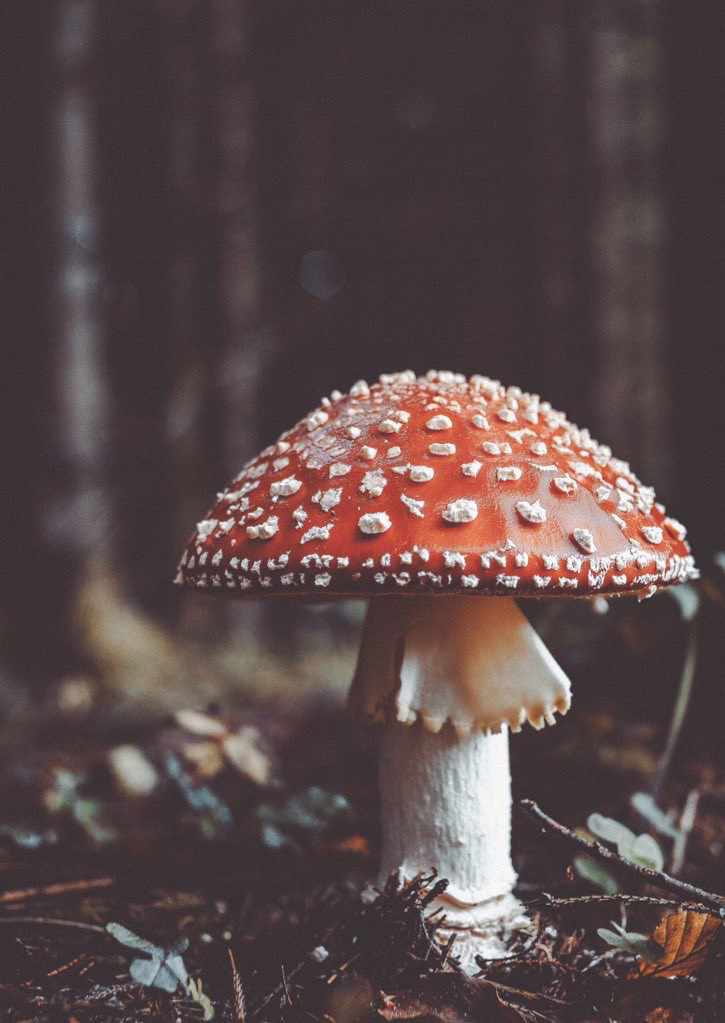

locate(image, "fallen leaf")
[[174, 709, 228, 738], [222, 727, 271, 785], [183, 740, 226, 778], [639, 910, 721, 978], [175, 710, 271, 784], [645, 1009, 693, 1023]]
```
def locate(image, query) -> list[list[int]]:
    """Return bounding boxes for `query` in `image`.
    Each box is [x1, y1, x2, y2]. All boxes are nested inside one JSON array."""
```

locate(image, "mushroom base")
[[433, 892, 531, 970]]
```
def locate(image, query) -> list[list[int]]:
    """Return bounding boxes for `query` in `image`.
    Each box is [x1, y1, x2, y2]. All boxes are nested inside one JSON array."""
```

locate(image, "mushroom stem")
[[349, 594, 571, 968], [379, 718, 528, 967], [379, 720, 515, 905]]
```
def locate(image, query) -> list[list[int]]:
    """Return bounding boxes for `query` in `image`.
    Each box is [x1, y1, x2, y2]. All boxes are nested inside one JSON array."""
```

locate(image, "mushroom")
[[176, 370, 697, 969]]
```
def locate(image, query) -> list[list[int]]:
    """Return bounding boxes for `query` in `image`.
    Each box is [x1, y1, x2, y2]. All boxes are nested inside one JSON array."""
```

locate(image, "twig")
[[0, 916, 107, 934], [257, 961, 305, 1013], [325, 952, 360, 985], [539, 893, 714, 914], [651, 617, 698, 797], [281, 964, 292, 1005], [227, 948, 246, 1022], [519, 799, 725, 912], [439, 932, 456, 968], [483, 977, 573, 1008], [671, 788, 700, 876], [0, 876, 114, 905]]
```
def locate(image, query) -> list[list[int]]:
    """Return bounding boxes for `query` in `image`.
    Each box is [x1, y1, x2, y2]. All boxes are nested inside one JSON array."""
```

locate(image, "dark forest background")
[[1, 2, 723, 736]]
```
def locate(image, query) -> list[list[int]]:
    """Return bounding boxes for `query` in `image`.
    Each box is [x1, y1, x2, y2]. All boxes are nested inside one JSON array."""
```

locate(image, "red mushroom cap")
[[176, 371, 697, 598]]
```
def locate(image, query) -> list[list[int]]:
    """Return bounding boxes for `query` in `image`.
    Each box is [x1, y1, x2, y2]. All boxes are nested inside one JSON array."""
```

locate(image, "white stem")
[[379, 719, 516, 905], [379, 718, 526, 968]]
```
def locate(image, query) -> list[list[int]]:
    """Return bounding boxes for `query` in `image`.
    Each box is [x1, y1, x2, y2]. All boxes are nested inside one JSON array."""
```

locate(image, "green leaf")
[[587, 813, 635, 849], [106, 922, 189, 994], [573, 855, 619, 895], [626, 833, 665, 871], [630, 792, 680, 840], [597, 922, 663, 963], [586, 811, 665, 871]]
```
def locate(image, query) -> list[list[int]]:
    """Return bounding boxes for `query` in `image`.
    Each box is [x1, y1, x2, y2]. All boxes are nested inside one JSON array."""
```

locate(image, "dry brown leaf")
[[222, 727, 271, 785], [174, 709, 227, 738], [645, 1009, 693, 1023], [183, 739, 226, 778], [175, 710, 272, 784], [639, 909, 720, 978]]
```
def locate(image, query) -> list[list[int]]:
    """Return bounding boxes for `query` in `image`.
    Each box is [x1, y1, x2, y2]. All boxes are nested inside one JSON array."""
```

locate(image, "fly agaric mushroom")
[[176, 370, 696, 968]]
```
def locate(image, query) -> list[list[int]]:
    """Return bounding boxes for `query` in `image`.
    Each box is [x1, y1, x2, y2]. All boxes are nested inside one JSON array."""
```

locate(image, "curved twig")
[[519, 799, 725, 913]]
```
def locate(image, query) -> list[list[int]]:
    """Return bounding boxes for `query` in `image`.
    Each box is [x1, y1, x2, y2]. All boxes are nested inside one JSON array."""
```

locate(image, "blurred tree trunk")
[[526, 3, 594, 430], [1, 1, 105, 679], [588, 2, 671, 492], [663, 2, 725, 553], [2, 0, 267, 688]]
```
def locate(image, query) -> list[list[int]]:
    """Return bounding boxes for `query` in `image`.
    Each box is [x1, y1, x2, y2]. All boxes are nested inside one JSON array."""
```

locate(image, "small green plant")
[[597, 921, 663, 963], [587, 812, 664, 870], [573, 804, 667, 893], [107, 922, 215, 1019], [630, 791, 680, 840]]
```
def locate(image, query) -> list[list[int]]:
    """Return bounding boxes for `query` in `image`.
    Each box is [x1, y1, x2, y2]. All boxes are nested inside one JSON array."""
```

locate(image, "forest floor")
[[0, 687, 723, 1023]]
